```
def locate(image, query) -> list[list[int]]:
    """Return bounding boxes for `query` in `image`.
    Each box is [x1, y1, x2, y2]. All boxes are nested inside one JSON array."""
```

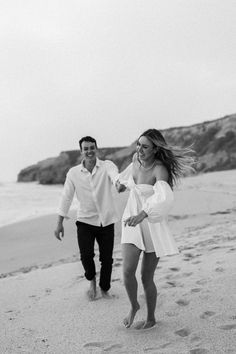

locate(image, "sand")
[[1, 169, 236, 353]]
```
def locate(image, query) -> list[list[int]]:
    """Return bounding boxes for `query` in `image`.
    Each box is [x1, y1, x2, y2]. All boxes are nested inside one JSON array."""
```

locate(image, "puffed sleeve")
[[142, 181, 174, 223], [118, 163, 133, 187]]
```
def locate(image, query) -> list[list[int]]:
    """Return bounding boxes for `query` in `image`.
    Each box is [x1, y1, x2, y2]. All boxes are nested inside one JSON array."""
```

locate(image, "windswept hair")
[[79, 136, 97, 150], [139, 129, 195, 188]]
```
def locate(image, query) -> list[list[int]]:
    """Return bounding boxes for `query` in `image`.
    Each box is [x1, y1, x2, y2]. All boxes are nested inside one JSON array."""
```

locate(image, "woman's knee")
[[123, 265, 136, 282]]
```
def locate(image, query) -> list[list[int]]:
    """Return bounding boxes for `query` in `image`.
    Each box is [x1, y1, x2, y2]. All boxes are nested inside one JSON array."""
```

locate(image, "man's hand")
[[54, 223, 64, 241], [115, 180, 127, 193], [124, 211, 147, 227]]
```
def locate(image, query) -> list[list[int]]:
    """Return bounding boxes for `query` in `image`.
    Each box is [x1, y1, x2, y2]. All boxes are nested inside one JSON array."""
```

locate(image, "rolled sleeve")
[[118, 163, 133, 187], [58, 172, 75, 217], [105, 160, 119, 185]]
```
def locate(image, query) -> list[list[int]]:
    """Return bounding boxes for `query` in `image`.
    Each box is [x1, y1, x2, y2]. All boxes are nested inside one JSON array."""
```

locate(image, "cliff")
[[17, 114, 236, 184]]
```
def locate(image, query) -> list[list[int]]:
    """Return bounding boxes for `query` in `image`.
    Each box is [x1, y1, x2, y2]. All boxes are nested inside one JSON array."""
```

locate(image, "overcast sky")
[[0, 0, 236, 181]]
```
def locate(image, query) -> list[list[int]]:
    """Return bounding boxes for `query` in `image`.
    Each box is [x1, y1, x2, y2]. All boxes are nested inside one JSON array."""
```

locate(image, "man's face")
[[81, 141, 97, 162]]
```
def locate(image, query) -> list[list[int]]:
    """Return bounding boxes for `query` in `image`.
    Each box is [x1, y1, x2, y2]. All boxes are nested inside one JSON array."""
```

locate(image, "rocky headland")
[[17, 114, 236, 184]]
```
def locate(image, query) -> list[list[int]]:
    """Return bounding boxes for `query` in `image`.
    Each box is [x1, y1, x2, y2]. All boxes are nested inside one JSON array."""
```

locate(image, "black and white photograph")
[[0, 1, 236, 353]]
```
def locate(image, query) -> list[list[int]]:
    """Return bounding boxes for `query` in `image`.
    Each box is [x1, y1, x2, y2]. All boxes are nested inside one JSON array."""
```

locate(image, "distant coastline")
[[17, 114, 236, 184]]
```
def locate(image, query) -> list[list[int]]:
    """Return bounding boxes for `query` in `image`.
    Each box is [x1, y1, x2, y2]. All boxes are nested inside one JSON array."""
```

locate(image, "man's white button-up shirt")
[[58, 158, 120, 227]]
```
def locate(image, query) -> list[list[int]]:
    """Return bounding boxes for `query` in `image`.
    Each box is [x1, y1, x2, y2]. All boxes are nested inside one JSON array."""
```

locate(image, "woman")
[[116, 129, 194, 330]]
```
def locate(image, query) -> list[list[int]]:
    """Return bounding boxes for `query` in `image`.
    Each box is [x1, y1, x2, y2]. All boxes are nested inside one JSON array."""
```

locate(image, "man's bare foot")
[[123, 303, 140, 328], [87, 278, 96, 301], [101, 289, 113, 299]]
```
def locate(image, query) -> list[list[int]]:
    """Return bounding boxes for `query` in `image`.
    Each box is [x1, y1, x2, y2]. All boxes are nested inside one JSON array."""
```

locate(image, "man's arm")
[[54, 171, 75, 241], [105, 160, 127, 192]]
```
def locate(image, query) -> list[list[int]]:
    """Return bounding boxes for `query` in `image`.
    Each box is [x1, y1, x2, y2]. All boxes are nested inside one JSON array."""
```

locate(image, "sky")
[[0, 0, 236, 181]]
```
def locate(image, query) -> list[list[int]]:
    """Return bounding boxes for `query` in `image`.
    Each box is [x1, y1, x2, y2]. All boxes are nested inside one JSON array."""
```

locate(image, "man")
[[54, 136, 121, 300]]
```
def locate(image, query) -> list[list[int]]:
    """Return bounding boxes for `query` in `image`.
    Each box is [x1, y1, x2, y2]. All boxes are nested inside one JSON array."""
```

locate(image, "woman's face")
[[136, 136, 157, 162]]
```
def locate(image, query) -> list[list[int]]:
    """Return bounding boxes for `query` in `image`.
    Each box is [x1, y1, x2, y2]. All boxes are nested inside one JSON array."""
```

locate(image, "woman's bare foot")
[[142, 319, 156, 329], [134, 319, 156, 330], [123, 303, 140, 328], [87, 278, 96, 301]]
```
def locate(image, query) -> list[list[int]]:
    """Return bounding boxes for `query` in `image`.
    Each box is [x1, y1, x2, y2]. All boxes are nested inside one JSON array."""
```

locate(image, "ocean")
[[0, 181, 77, 228]]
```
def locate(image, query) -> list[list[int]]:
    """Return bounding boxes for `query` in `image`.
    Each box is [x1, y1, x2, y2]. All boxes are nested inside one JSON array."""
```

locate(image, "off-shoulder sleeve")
[[118, 163, 133, 187], [142, 181, 174, 223]]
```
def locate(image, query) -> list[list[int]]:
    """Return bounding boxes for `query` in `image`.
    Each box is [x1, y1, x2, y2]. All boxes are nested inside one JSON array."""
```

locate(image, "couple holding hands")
[[54, 129, 194, 330]]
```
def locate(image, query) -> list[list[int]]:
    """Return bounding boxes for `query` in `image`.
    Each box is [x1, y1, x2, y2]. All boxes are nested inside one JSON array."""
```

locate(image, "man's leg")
[[76, 221, 96, 299], [96, 223, 114, 293]]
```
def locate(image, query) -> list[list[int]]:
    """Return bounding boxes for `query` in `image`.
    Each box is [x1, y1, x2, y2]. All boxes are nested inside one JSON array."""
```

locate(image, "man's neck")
[[83, 158, 96, 173]]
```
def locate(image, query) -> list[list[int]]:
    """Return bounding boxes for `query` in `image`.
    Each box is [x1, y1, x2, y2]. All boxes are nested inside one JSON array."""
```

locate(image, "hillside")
[[18, 114, 236, 184]]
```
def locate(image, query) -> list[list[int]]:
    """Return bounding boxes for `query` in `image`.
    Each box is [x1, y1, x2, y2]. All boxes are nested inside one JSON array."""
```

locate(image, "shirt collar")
[[80, 158, 101, 172]]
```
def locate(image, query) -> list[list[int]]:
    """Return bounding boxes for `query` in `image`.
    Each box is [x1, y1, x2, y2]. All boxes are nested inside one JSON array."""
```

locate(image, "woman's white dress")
[[119, 163, 179, 258]]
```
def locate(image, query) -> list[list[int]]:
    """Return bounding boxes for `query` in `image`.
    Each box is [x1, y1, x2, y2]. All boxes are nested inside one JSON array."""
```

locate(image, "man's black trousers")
[[76, 221, 114, 292]]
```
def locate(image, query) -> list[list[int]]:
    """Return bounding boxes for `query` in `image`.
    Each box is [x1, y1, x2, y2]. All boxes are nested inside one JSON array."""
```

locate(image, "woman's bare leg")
[[122, 244, 141, 328], [140, 252, 159, 329]]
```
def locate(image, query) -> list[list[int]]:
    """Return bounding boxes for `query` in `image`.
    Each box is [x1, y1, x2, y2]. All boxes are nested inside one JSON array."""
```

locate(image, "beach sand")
[[1, 170, 236, 353]]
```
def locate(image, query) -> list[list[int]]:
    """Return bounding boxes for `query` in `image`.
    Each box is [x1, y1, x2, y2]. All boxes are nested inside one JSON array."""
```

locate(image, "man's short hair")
[[79, 136, 97, 150]]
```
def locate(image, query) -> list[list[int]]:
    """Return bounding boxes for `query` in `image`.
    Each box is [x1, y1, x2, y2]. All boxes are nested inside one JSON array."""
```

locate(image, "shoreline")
[[1, 207, 235, 280], [1, 169, 236, 279], [0, 212, 124, 279]]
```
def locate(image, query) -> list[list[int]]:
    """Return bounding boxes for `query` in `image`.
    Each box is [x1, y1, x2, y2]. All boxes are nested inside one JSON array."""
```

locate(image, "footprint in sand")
[[209, 246, 221, 250], [192, 260, 202, 264], [196, 279, 208, 285], [215, 267, 224, 272], [190, 335, 202, 343], [200, 311, 216, 319], [176, 299, 190, 306], [183, 252, 195, 259], [169, 267, 180, 272], [219, 324, 236, 330], [175, 327, 191, 337], [83, 341, 123, 351], [182, 272, 193, 277], [165, 281, 184, 288], [191, 288, 202, 293], [183, 253, 202, 262], [189, 349, 210, 354], [145, 342, 171, 351]]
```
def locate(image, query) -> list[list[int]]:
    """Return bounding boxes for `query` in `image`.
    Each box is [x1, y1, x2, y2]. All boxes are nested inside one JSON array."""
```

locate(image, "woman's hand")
[[124, 210, 147, 227]]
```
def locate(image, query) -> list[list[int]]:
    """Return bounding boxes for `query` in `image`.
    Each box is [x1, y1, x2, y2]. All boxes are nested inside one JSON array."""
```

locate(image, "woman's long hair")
[[139, 129, 195, 188]]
